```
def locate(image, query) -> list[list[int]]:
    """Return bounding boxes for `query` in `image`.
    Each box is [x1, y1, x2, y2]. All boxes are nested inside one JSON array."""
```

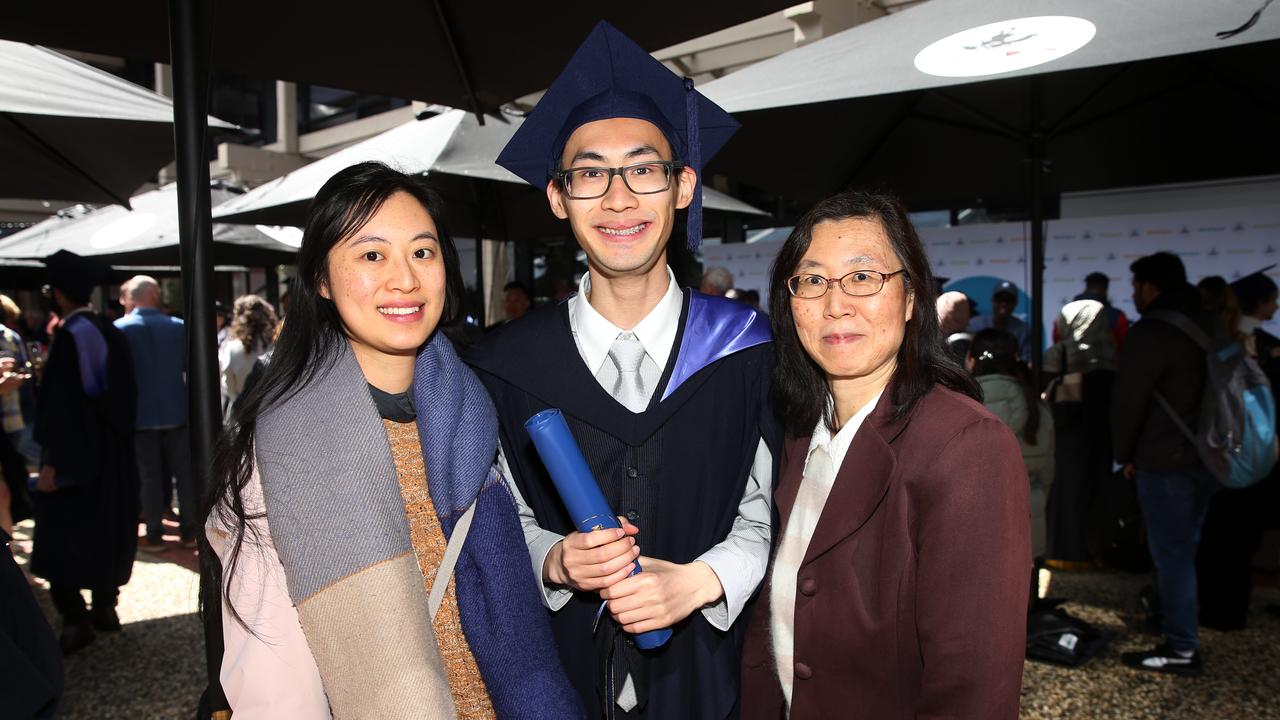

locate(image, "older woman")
[[205, 162, 581, 719], [741, 191, 1030, 719]]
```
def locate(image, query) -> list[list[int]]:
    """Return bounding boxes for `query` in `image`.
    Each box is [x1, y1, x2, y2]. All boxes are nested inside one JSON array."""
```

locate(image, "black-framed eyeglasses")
[[787, 269, 909, 299], [556, 160, 684, 199]]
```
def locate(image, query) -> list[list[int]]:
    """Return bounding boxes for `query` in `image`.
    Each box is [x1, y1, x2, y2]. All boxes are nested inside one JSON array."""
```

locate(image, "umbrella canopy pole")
[[1028, 78, 1047, 387], [428, 0, 484, 125], [168, 0, 228, 717]]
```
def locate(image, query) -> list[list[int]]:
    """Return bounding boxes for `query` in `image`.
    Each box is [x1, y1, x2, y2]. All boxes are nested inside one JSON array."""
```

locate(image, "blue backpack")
[[1148, 310, 1278, 489]]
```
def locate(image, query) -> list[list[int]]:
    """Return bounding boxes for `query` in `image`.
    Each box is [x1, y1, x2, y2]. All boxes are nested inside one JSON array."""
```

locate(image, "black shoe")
[[59, 617, 96, 656], [1121, 643, 1203, 677], [90, 606, 121, 633]]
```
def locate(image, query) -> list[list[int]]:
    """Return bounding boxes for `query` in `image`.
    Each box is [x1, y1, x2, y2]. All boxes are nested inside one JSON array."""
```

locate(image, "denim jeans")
[[135, 426, 195, 542], [1135, 466, 1218, 652]]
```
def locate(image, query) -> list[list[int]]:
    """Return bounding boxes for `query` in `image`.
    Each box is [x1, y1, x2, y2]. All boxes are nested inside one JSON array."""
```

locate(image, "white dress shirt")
[[769, 390, 882, 710], [502, 267, 773, 630]]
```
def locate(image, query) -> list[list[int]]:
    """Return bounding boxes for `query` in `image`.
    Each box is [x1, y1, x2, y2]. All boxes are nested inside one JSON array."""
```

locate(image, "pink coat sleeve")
[[206, 465, 331, 719]]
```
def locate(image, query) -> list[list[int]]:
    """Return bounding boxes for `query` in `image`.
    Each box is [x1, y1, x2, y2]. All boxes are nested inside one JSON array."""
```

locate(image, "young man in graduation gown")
[[30, 251, 138, 654], [464, 22, 777, 720]]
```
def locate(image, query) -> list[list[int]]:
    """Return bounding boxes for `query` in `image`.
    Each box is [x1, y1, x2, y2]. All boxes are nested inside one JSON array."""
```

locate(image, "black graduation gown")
[[465, 290, 778, 720], [30, 312, 138, 590]]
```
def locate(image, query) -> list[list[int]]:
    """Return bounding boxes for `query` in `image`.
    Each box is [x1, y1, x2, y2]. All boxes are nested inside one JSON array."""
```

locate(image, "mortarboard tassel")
[[684, 77, 702, 251]]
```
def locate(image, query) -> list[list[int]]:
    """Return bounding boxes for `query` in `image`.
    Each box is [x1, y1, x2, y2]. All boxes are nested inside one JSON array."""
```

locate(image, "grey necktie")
[[606, 332, 649, 413], [602, 333, 646, 709]]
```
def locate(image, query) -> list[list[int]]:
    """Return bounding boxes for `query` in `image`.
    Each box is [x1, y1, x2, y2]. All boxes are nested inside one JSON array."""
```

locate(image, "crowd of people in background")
[[0, 257, 287, 661], [1, 20, 1277, 720], [930, 253, 1280, 677]]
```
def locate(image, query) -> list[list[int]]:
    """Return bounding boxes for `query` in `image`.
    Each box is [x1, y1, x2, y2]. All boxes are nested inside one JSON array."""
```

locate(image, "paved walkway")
[[11, 519, 1280, 719], [12, 519, 203, 720]]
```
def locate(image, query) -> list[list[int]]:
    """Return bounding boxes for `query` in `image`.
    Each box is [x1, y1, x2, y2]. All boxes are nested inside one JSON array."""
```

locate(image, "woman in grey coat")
[[968, 329, 1055, 560]]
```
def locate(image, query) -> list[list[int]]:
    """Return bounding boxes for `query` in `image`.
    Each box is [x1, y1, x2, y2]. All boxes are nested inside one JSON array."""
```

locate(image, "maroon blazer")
[[741, 384, 1030, 720]]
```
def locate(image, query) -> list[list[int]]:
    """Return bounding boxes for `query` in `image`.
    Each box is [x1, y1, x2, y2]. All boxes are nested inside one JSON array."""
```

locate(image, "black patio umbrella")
[[0, 182, 298, 266], [0, 2, 795, 117], [701, 0, 1280, 373], [709, 39, 1280, 216], [0, 39, 235, 207]]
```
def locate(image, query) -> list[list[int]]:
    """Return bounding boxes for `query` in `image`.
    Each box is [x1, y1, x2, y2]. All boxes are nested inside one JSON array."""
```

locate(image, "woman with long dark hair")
[[740, 190, 1030, 719], [203, 162, 581, 719]]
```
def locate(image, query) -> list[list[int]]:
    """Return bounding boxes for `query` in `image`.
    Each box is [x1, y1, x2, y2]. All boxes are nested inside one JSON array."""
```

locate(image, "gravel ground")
[[12, 520, 205, 720], [12, 519, 1280, 719], [1022, 569, 1280, 719]]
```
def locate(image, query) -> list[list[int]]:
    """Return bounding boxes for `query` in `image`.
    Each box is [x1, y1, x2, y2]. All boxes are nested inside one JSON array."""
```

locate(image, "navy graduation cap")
[[1231, 264, 1278, 305], [45, 249, 109, 301], [496, 21, 739, 250]]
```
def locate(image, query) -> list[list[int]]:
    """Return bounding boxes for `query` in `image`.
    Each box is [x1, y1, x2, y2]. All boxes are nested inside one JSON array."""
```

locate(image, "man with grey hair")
[[699, 266, 734, 296], [114, 276, 195, 551], [937, 290, 973, 363]]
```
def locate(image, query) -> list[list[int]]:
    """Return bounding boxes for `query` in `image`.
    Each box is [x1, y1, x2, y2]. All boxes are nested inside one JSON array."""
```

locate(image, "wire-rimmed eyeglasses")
[[555, 160, 683, 199], [787, 269, 908, 299]]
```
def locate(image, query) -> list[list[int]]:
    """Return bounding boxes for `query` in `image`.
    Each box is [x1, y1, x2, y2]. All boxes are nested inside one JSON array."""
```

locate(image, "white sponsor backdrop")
[[702, 204, 1280, 351]]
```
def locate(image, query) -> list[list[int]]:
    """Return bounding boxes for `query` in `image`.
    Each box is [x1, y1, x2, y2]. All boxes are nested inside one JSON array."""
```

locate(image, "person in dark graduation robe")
[[30, 250, 138, 655], [465, 22, 778, 720]]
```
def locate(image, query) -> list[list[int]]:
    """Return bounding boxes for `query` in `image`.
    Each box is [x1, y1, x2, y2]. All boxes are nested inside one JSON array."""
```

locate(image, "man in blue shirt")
[[114, 276, 194, 550], [967, 281, 1033, 362]]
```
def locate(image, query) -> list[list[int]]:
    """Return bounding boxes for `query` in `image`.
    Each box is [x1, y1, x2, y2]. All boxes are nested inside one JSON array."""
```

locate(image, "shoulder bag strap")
[[429, 497, 477, 621], [1152, 391, 1197, 442], [1144, 309, 1211, 351], [1144, 310, 1206, 442]]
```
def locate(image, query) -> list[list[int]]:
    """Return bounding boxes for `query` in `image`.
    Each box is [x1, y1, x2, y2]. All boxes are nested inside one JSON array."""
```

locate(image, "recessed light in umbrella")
[[914, 16, 1096, 78], [90, 212, 158, 249]]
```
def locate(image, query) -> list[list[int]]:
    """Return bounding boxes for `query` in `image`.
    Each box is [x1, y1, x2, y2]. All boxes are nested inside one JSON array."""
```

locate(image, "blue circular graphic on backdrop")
[[944, 276, 1029, 319]]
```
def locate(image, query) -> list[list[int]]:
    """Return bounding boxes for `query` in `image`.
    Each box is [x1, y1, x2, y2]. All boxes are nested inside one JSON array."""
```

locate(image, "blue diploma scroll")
[[524, 409, 672, 649]]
